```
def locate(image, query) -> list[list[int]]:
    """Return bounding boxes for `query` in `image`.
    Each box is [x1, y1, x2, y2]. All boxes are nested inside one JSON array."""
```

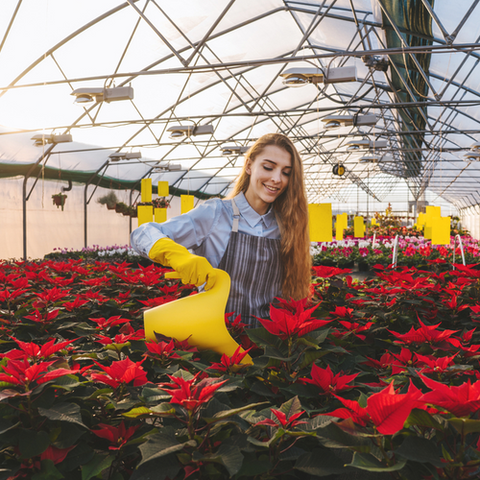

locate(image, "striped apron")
[[218, 198, 283, 326]]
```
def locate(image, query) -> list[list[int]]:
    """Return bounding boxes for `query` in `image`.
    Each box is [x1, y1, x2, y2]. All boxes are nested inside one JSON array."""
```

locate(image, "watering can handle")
[[165, 271, 181, 279]]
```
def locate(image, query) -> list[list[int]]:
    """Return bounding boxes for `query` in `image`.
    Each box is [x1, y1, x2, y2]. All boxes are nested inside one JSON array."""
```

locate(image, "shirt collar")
[[234, 192, 276, 229]]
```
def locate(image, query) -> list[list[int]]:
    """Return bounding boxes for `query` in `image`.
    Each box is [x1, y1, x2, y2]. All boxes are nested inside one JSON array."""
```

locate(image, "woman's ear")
[[245, 158, 252, 175]]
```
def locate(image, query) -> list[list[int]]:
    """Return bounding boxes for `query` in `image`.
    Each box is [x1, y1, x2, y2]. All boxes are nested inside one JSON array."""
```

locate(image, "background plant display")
[[312, 235, 480, 271], [2, 252, 480, 479]]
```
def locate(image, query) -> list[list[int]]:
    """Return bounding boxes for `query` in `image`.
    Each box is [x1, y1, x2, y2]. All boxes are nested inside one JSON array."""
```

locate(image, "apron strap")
[[231, 198, 240, 233]]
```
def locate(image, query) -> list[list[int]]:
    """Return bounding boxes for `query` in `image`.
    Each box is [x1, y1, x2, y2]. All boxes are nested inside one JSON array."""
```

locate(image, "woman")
[[130, 133, 311, 325]]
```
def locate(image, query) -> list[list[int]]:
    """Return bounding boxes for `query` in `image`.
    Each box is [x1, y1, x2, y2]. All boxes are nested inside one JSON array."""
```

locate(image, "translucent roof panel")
[[0, 0, 479, 209]]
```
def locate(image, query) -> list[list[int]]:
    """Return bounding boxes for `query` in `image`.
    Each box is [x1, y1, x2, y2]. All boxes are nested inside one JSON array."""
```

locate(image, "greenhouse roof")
[[1, 0, 480, 208]]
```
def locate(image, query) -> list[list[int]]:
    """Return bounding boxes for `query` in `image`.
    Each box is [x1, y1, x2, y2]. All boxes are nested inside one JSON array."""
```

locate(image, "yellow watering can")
[[144, 269, 252, 365]]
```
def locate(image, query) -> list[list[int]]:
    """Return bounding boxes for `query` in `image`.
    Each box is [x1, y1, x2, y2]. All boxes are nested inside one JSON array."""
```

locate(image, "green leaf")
[[449, 417, 480, 434], [347, 452, 406, 472], [234, 458, 271, 477], [138, 433, 196, 467], [0, 419, 19, 435], [130, 455, 181, 480], [395, 436, 443, 467], [246, 328, 282, 348], [81, 454, 114, 480], [278, 395, 302, 419], [122, 406, 153, 418], [295, 448, 354, 476], [297, 349, 329, 370], [19, 429, 50, 458], [204, 402, 268, 424], [192, 444, 244, 476], [32, 459, 64, 480], [405, 409, 444, 431], [38, 403, 88, 429]]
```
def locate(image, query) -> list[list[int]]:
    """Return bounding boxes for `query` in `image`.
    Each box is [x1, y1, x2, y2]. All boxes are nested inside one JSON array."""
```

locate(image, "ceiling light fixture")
[[71, 86, 134, 105], [221, 145, 250, 156], [280, 66, 357, 87], [167, 125, 214, 139], [154, 162, 182, 171], [346, 139, 387, 151], [108, 152, 142, 162], [32, 133, 73, 147], [322, 114, 378, 130], [464, 151, 480, 161], [359, 155, 381, 163]]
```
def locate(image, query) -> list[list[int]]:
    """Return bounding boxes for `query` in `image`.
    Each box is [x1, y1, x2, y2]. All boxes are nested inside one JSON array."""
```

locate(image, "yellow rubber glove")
[[148, 238, 217, 290]]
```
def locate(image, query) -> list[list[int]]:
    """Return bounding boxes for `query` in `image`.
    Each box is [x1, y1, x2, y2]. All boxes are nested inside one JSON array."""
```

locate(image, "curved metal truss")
[[1, 0, 480, 212]]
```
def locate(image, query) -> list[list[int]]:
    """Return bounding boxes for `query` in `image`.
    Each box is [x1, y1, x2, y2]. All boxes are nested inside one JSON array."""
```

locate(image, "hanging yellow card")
[[141, 178, 152, 203], [137, 205, 153, 226], [308, 203, 333, 242], [158, 181, 169, 197], [154, 208, 167, 223], [181, 195, 195, 213], [431, 216, 451, 245], [354, 216, 365, 238]]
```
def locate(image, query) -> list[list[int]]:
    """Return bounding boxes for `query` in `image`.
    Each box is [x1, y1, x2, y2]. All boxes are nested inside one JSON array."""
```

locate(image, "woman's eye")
[[263, 166, 273, 171], [283, 171, 291, 176]]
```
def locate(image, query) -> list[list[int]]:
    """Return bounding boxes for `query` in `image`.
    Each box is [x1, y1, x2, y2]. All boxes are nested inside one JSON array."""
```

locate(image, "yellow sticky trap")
[[335, 222, 344, 241], [417, 212, 425, 227], [335, 212, 348, 240], [308, 203, 332, 242], [141, 178, 152, 203], [371, 217, 378, 226], [137, 205, 153, 226], [432, 216, 451, 245], [158, 181, 169, 197], [154, 208, 167, 223], [144, 269, 252, 364], [354, 216, 365, 238], [426, 206, 441, 218], [181, 195, 194, 213]]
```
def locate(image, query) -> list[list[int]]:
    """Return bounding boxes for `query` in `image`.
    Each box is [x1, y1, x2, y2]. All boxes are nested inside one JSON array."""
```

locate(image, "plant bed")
[[1, 254, 480, 479]]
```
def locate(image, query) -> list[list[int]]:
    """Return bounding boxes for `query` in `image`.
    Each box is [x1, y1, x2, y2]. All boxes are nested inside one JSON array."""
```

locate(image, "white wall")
[[460, 205, 480, 240], [0, 177, 190, 260]]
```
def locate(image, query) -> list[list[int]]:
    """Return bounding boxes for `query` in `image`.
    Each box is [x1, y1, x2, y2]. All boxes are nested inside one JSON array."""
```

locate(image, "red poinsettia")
[[312, 266, 352, 278], [1, 337, 76, 361], [299, 363, 358, 395], [145, 339, 181, 361], [91, 421, 139, 450], [323, 381, 422, 435], [256, 301, 330, 340], [159, 372, 227, 413], [207, 346, 252, 374], [89, 315, 131, 330], [415, 353, 457, 374], [419, 374, 480, 417], [90, 358, 148, 389], [0, 357, 73, 390], [389, 318, 458, 347], [255, 408, 307, 429]]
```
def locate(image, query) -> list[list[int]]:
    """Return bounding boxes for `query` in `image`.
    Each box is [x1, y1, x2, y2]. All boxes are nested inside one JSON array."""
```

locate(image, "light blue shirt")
[[130, 192, 281, 267]]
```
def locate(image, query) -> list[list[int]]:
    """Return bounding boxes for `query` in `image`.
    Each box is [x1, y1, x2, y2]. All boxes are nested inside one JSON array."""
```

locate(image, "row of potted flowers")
[[1, 253, 480, 478], [312, 235, 480, 270]]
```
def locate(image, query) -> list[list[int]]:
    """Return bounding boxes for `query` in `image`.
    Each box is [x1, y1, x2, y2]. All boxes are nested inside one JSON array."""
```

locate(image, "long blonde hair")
[[227, 133, 311, 300]]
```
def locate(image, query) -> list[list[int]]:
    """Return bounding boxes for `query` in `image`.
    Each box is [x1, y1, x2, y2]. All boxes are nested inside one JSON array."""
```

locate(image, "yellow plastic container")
[[144, 269, 252, 364]]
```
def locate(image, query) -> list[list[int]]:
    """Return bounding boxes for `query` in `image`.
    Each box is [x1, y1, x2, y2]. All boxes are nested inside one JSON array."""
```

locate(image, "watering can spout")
[[144, 268, 252, 364]]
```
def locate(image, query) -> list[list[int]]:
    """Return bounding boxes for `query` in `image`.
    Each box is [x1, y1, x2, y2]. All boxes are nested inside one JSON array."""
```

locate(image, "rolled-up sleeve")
[[130, 199, 221, 259]]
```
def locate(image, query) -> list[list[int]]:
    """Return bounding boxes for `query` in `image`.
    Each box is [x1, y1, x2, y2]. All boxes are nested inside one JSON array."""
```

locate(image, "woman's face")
[[244, 144, 292, 215]]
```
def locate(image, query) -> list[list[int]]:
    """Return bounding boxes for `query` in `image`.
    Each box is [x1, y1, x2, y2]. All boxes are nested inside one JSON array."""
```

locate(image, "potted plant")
[[97, 191, 118, 210], [152, 197, 170, 209], [115, 201, 129, 214], [52, 192, 67, 211]]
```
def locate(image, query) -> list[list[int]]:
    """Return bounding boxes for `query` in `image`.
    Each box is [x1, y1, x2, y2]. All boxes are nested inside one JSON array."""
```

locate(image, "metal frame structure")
[[1, 0, 480, 250]]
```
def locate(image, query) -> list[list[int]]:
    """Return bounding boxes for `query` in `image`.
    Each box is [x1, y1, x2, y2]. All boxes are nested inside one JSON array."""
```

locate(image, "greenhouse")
[[2, 1, 480, 479]]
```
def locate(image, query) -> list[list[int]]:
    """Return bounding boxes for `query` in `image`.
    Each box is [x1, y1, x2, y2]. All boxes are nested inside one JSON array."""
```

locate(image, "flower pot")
[[106, 204, 116, 210]]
